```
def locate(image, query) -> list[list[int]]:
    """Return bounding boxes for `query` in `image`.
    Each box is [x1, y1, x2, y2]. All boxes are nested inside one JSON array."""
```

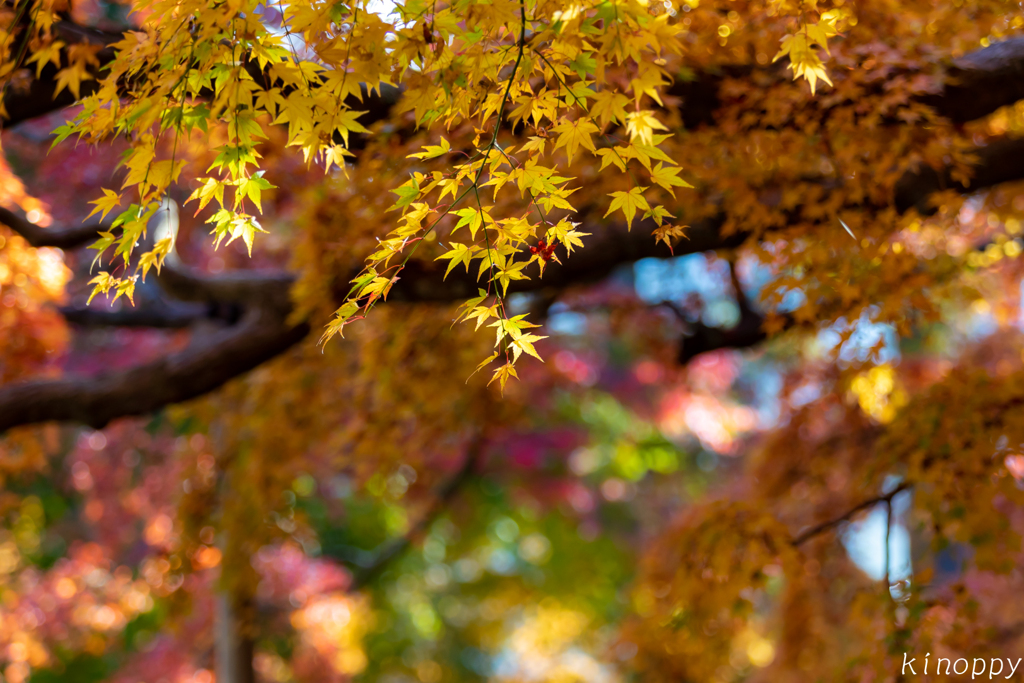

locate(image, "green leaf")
[[390, 177, 420, 211]]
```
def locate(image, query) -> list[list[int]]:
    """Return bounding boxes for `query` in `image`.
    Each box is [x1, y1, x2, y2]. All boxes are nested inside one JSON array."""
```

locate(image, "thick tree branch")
[[675, 259, 773, 364], [0, 205, 109, 250], [4, 125, 1018, 430], [158, 257, 295, 310], [678, 305, 775, 366], [665, 37, 1024, 130], [2, 34, 1024, 432], [22, 218, 732, 432], [895, 137, 1024, 214], [58, 299, 217, 328], [929, 36, 1024, 125], [383, 214, 738, 303], [0, 307, 308, 431]]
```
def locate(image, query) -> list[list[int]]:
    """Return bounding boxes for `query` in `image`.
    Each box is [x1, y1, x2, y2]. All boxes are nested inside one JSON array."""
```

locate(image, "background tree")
[[2, 1, 1024, 682]]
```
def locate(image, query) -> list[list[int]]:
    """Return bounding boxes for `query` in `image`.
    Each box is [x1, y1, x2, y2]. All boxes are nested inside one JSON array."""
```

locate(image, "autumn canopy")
[[1, 0, 1024, 681]]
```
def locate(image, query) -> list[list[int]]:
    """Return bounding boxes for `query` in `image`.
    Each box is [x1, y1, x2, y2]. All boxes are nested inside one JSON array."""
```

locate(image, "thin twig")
[[792, 482, 911, 546], [726, 257, 754, 317], [884, 497, 892, 598], [349, 436, 486, 590]]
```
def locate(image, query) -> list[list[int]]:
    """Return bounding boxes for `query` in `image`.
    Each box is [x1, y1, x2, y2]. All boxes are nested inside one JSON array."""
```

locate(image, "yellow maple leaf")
[[551, 119, 599, 162], [590, 90, 630, 129], [625, 110, 668, 146], [54, 63, 93, 99], [86, 189, 122, 222], [26, 40, 65, 78], [649, 162, 692, 197], [605, 187, 651, 228]]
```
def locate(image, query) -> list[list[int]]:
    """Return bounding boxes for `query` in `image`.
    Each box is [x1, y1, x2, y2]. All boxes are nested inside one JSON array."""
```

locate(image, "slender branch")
[[884, 497, 893, 601], [792, 482, 912, 546], [726, 258, 753, 317], [348, 437, 484, 590], [677, 260, 781, 365]]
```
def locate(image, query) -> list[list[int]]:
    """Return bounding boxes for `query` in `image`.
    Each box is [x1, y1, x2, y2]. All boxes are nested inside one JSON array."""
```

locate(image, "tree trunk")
[[215, 590, 256, 683]]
